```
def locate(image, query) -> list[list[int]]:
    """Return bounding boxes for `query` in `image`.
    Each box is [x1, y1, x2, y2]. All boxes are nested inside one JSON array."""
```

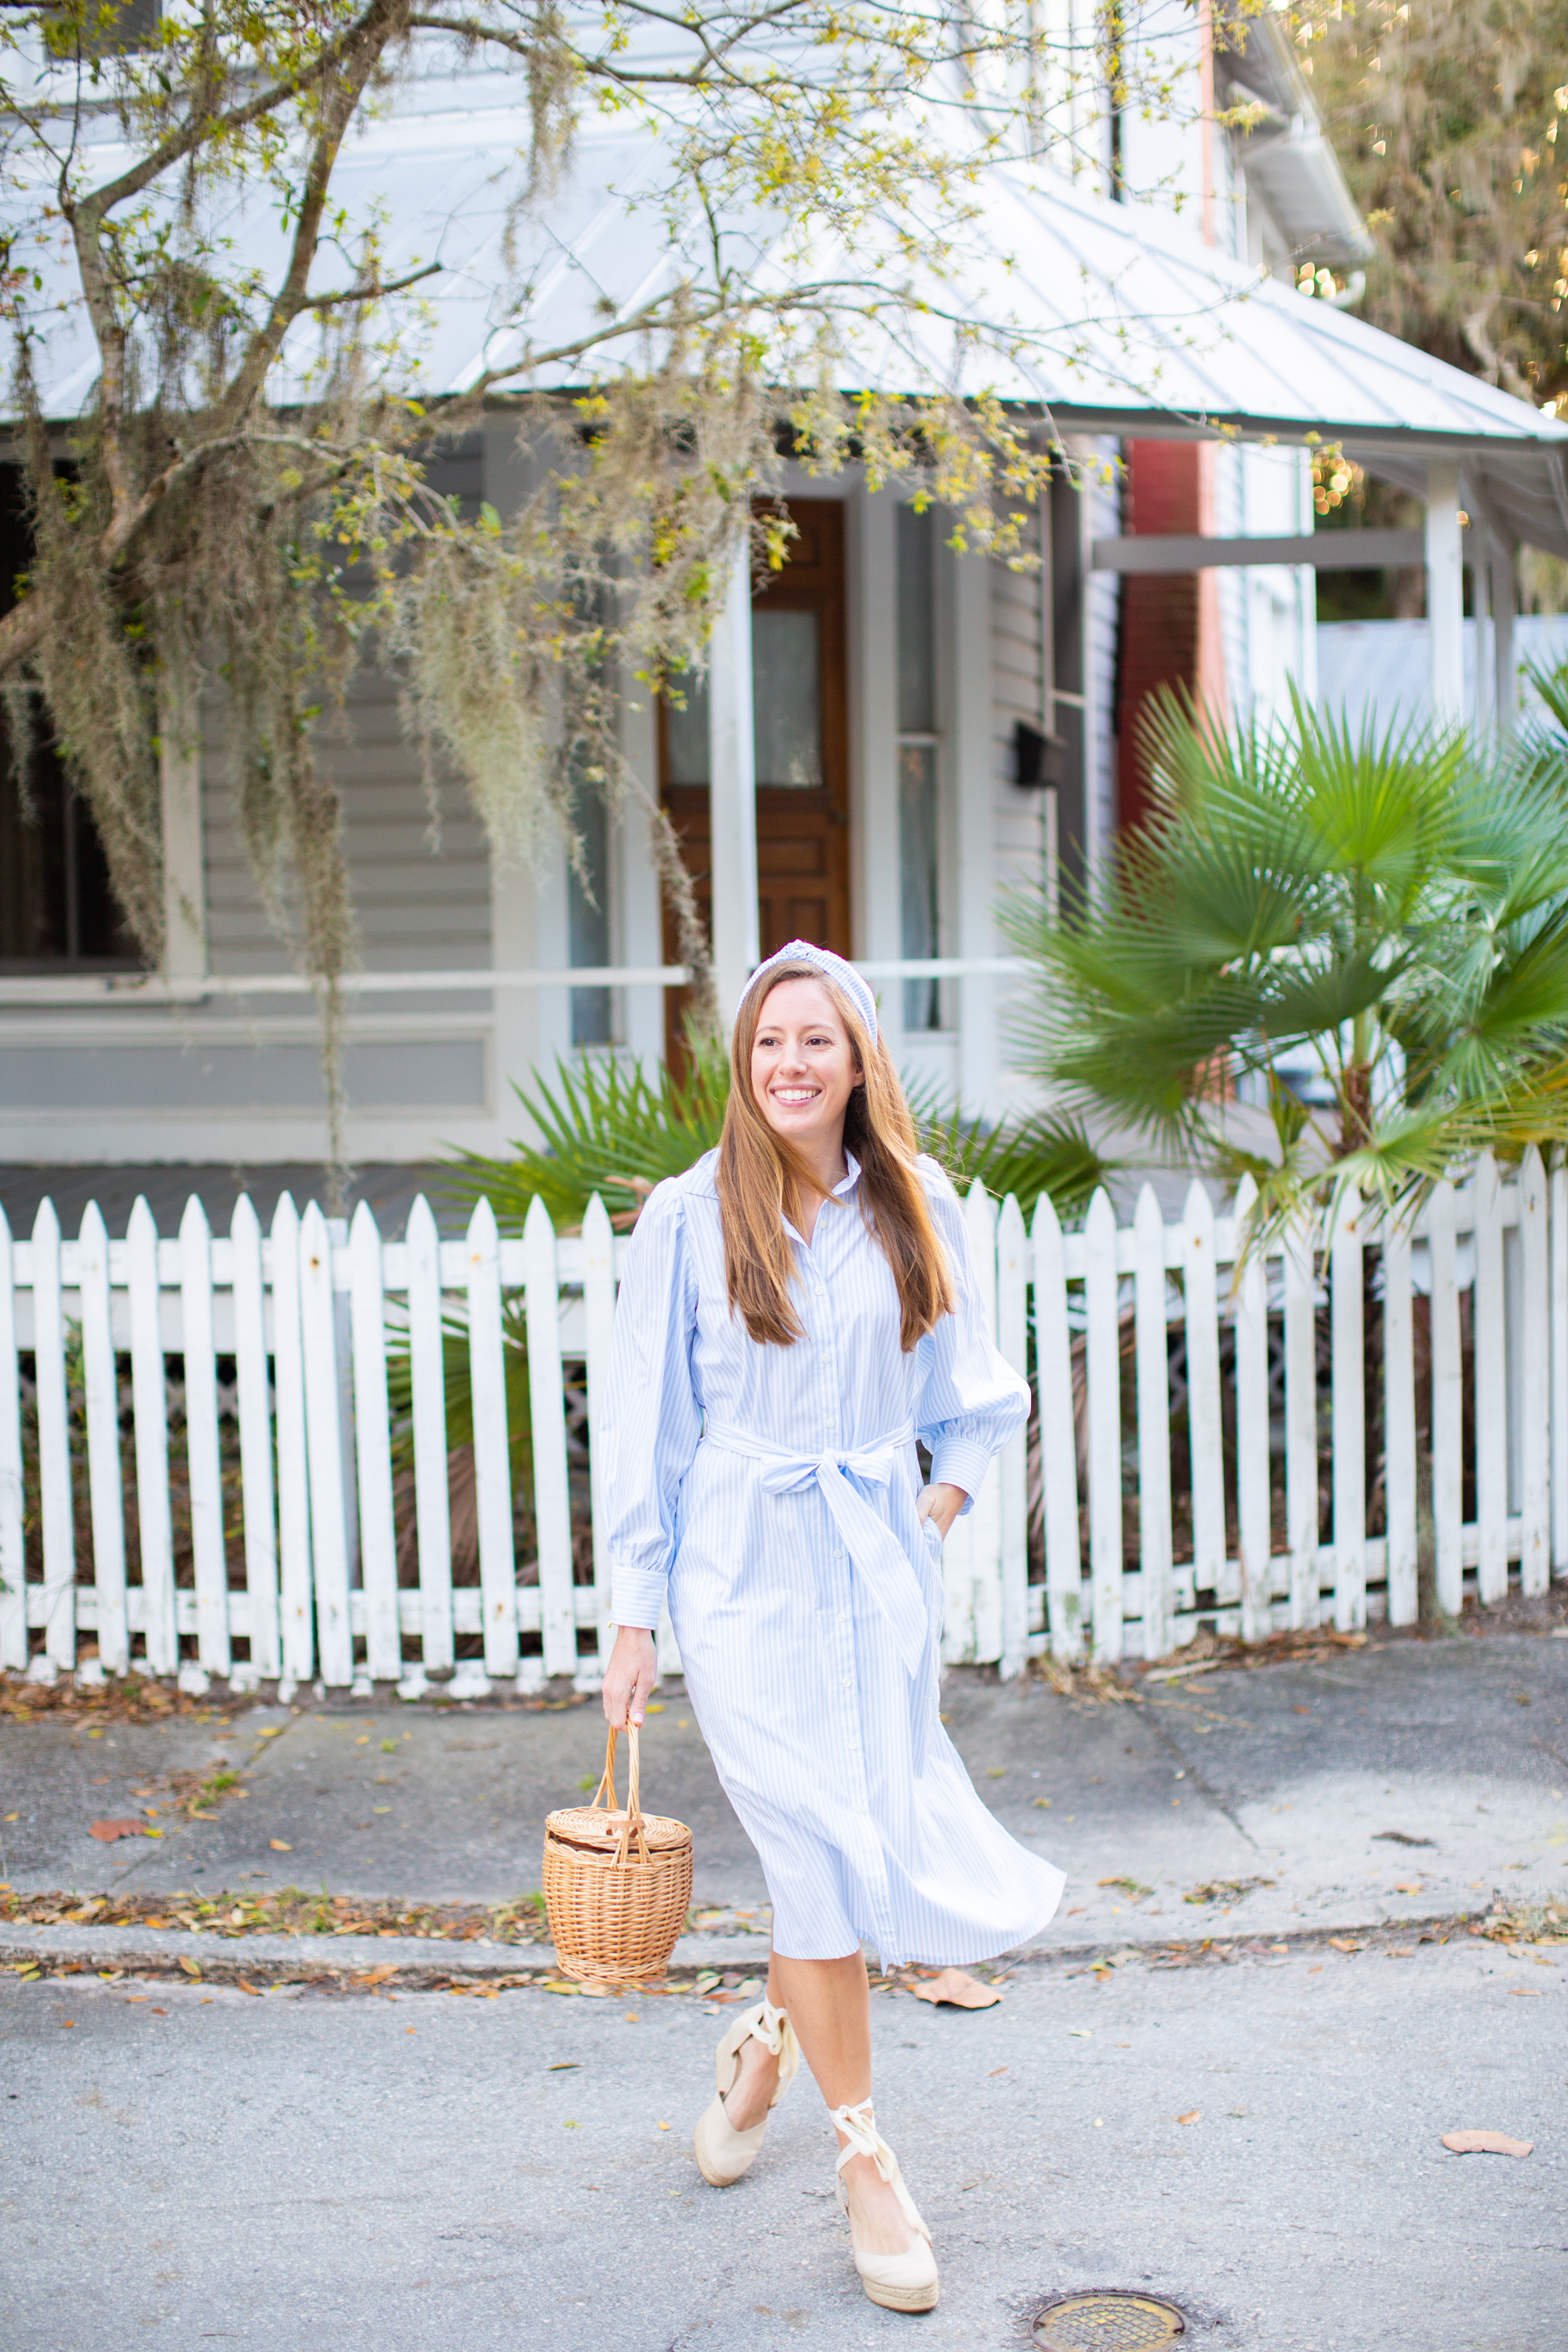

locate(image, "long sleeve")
[[913, 1166, 1030, 1512], [602, 1179, 704, 1629]]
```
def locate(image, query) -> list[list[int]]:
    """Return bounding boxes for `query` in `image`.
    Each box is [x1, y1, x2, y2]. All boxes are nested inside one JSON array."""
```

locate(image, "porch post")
[[1424, 460, 1464, 728], [952, 542, 998, 1116], [1491, 535, 1518, 731], [707, 541, 759, 1026], [158, 650, 208, 980]]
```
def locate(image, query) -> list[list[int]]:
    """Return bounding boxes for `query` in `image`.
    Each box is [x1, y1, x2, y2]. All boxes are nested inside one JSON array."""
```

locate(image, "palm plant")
[[1000, 683, 1568, 1229], [443, 1035, 732, 1234], [445, 1039, 1112, 1236]]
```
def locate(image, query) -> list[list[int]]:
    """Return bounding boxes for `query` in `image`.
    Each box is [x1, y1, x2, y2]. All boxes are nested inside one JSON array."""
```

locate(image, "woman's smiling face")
[[750, 976, 861, 1156]]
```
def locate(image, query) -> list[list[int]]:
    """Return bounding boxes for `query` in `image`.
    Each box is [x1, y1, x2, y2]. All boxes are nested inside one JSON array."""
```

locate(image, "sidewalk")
[[4, 1599, 1566, 1966], [4, 1610, 1563, 2352]]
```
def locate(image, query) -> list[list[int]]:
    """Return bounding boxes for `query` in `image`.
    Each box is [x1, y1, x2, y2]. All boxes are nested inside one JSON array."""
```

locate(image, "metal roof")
[[20, 67, 1568, 550]]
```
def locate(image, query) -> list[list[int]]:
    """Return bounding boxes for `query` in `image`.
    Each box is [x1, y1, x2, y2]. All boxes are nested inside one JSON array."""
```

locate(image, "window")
[[0, 468, 136, 969], [46, 0, 161, 56], [896, 505, 941, 1032], [568, 788, 612, 1047]]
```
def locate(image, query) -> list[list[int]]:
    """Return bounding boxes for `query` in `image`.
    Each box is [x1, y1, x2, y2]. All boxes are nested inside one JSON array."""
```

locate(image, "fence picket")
[[299, 1200, 354, 1686], [466, 1198, 519, 1680], [179, 1198, 230, 1679], [1472, 1153, 1508, 1606], [525, 1195, 576, 1682], [996, 1193, 1030, 1682], [1232, 1178, 1272, 1645], [78, 1205, 129, 1674], [1381, 1207, 1418, 1628], [126, 1199, 177, 1675], [0, 1209, 24, 1671], [1519, 1148, 1550, 1598], [230, 1196, 280, 1682], [581, 1194, 617, 1678], [270, 1196, 314, 1683], [405, 1195, 454, 1676], [1033, 1194, 1083, 1661], [1084, 1186, 1123, 1662], [1183, 1184, 1227, 1606], [31, 1202, 74, 1671], [1283, 1219, 1319, 1631], [1133, 1184, 1173, 1661], [1552, 1161, 1568, 1577], [12, 1166, 1560, 1686], [1428, 1181, 1464, 1616], [349, 1204, 402, 1682], [962, 1185, 1004, 1665], [1330, 1189, 1367, 1632]]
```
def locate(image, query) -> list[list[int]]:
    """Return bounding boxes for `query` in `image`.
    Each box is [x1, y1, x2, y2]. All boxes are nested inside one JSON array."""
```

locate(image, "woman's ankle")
[[723, 2034, 781, 2131]]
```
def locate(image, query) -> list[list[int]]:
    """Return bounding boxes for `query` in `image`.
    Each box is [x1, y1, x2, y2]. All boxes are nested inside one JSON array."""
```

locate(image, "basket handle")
[[589, 1724, 651, 1867]]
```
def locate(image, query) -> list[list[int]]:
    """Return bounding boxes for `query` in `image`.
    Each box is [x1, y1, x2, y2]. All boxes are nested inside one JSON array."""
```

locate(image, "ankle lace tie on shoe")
[[828, 2101, 929, 2241]]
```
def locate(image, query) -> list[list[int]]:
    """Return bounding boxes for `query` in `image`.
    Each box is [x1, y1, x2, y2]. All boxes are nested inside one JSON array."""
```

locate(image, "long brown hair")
[[716, 959, 956, 1349]]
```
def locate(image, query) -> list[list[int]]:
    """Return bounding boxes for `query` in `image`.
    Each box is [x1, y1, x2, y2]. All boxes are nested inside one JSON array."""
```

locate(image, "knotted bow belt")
[[702, 1420, 929, 1677]]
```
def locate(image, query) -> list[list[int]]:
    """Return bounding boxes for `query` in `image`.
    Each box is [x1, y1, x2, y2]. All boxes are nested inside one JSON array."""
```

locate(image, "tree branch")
[[299, 258, 443, 310], [215, 0, 411, 430]]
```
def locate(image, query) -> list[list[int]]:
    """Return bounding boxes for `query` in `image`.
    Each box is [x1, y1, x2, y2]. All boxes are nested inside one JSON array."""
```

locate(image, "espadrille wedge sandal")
[[829, 2100, 939, 2313], [692, 1998, 800, 2187]]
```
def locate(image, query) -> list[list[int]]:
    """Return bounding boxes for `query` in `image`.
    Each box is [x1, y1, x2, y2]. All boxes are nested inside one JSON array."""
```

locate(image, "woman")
[[601, 942, 1063, 2314]]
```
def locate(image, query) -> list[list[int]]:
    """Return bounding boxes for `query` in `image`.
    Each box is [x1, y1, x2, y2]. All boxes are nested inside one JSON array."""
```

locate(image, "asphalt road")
[[1, 1930, 1559, 2352]]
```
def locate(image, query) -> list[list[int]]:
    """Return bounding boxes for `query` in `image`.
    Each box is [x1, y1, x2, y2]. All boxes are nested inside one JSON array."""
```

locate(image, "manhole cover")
[[1031, 2290, 1186, 2350]]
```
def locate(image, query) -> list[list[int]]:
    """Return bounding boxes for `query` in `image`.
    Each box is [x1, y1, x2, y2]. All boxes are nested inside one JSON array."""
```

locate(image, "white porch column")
[[158, 655, 207, 979], [851, 488, 901, 1037], [706, 541, 759, 1026], [1425, 460, 1465, 728], [951, 542, 998, 1116], [483, 413, 544, 1128], [1491, 536, 1519, 731], [1469, 536, 1492, 735]]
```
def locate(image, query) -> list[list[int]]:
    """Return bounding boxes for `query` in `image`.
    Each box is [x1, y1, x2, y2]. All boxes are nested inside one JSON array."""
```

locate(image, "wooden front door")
[[660, 499, 850, 1058]]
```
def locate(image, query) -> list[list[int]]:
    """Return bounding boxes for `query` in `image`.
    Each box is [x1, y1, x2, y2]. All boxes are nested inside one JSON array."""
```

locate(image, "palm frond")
[[442, 1034, 730, 1232]]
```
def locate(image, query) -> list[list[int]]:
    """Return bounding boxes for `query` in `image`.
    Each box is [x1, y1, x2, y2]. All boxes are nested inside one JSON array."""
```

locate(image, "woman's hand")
[[602, 1624, 659, 1729], [916, 1482, 968, 1542]]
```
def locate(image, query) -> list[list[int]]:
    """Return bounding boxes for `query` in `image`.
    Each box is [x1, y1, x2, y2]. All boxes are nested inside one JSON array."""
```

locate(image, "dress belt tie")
[[702, 1420, 929, 1679]]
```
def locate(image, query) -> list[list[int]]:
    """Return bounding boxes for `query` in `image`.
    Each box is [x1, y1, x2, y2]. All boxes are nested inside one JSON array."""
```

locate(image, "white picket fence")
[[1, 1149, 1563, 1695]]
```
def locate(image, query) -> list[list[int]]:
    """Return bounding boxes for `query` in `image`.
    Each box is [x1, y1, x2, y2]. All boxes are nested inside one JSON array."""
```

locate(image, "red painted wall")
[[1116, 441, 1227, 831]]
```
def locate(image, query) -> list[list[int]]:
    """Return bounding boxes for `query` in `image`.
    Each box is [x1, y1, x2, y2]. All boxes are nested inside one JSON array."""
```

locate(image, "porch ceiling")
[[20, 72, 1568, 552]]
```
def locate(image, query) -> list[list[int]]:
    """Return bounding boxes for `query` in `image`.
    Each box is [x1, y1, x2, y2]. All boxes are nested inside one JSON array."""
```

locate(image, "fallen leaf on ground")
[[1098, 1876, 1154, 1898], [1176, 2109, 1200, 2125], [1389, 1947, 1414, 1958], [1441, 2129, 1532, 2157], [1393, 1882, 1421, 1895], [87, 1818, 147, 1842], [269, 1839, 292, 1852], [910, 1969, 1000, 2009], [177, 1957, 201, 1978], [1508, 1987, 1543, 1997], [1328, 1938, 1363, 1954], [237, 1981, 262, 1997], [353, 1965, 398, 1987]]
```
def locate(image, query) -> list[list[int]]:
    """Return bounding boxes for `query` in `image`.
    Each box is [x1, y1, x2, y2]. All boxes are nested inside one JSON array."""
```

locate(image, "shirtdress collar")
[[782, 1150, 862, 1247]]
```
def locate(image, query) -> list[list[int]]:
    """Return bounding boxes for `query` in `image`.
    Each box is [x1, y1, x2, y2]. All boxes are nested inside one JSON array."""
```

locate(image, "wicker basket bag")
[[543, 1724, 694, 1984]]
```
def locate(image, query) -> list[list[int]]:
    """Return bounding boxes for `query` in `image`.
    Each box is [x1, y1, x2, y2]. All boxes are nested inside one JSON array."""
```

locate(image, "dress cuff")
[[609, 1563, 667, 1632], [929, 1436, 995, 1517]]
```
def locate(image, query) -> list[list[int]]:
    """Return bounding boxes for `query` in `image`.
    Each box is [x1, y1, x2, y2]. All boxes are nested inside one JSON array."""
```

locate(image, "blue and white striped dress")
[[604, 1147, 1065, 1965]]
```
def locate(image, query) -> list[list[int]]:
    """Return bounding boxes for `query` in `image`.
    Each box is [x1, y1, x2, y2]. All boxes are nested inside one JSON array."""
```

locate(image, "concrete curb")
[[0, 1921, 776, 1987], [2, 1914, 1485, 1991]]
